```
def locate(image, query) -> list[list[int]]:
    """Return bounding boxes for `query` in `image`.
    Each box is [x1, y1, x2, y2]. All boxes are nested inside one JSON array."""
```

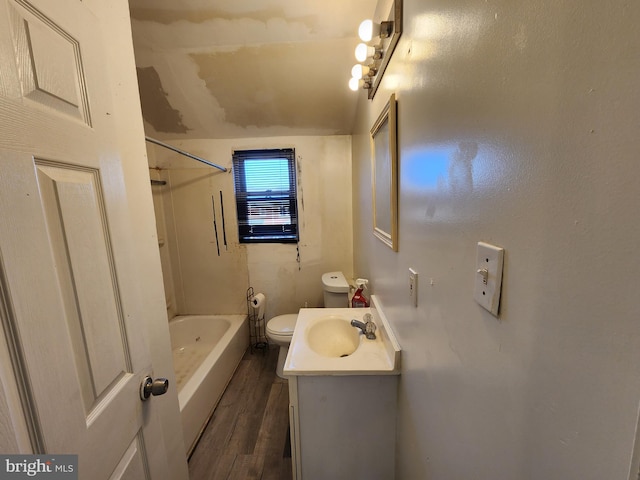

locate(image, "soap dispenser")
[[351, 278, 370, 308]]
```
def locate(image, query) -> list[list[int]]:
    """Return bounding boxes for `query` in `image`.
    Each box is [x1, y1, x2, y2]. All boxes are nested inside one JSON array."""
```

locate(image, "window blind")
[[232, 148, 298, 243]]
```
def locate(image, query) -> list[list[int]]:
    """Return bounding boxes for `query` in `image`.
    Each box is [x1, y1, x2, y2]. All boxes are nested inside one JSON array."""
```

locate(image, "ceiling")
[[128, 0, 378, 140]]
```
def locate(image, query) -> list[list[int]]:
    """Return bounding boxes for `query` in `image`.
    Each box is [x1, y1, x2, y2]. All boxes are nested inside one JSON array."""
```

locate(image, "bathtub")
[[169, 314, 249, 455]]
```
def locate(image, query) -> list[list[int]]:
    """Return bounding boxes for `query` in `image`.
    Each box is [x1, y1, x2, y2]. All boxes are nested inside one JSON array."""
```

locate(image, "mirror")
[[370, 93, 398, 251]]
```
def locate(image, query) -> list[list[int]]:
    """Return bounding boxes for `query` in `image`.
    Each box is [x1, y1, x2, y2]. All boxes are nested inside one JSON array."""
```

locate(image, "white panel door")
[[0, 0, 184, 478]]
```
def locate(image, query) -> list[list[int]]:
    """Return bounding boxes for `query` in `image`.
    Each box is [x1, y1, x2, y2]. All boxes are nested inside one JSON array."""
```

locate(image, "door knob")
[[140, 376, 169, 401]]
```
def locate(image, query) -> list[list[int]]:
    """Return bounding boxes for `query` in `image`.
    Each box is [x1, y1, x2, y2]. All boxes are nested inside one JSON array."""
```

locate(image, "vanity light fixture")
[[348, 0, 403, 99]]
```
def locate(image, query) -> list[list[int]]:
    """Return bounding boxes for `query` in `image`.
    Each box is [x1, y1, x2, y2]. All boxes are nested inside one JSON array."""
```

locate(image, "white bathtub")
[[169, 314, 249, 455]]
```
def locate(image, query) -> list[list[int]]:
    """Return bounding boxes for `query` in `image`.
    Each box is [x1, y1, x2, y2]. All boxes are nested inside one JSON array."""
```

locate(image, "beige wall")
[[352, 1, 640, 479], [148, 136, 353, 319]]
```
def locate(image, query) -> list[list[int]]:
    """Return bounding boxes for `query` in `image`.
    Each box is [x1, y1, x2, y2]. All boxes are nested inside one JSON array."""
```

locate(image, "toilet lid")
[[322, 271, 349, 293], [267, 314, 297, 336]]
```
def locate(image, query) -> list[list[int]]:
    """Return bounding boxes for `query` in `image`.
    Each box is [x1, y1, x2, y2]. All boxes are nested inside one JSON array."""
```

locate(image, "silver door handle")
[[140, 376, 169, 401]]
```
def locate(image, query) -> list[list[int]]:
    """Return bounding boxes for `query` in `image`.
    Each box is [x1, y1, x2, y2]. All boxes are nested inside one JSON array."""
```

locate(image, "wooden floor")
[[188, 345, 293, 480]]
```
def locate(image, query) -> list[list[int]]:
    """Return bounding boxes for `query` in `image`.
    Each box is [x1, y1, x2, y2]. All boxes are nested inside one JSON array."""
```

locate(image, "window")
[[232, 148, 298, 243]]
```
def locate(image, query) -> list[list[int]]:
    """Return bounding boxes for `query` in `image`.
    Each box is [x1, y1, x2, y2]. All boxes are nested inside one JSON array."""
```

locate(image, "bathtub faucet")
[[350, 314, 376, 340]]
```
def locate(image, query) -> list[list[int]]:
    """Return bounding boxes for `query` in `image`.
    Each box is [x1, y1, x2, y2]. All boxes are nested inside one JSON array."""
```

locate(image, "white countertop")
[[283, 296, 401, 376]]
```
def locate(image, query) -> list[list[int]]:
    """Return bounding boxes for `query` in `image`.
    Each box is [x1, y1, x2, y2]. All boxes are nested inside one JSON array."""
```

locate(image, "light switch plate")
[[474, 242, 504, 316], [409, 268, 418, 307]]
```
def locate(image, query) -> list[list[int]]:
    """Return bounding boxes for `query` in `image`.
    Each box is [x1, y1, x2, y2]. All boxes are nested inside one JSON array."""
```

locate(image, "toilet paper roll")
[[251, 293, 266, 319], [252, 292, 266, 308]]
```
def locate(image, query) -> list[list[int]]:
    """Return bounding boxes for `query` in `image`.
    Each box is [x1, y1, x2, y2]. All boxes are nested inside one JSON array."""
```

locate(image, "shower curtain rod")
[[145, 136, 228, 172]]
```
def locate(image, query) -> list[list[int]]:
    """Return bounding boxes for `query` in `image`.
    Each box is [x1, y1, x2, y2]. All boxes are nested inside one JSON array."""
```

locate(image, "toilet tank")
[[322, 271, 350, 308]]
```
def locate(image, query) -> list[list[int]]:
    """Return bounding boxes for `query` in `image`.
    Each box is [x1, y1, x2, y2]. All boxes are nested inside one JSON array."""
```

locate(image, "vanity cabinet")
[[288, 374, 398, 480], [284, 299, 401, 480]]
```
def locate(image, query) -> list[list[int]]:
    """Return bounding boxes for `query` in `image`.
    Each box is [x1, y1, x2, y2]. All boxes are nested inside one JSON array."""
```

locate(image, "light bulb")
[[358, 19, 374, 42], [351, 64, 364, 80], [355, 43, 369, 62], [349, 78, 371, 91]]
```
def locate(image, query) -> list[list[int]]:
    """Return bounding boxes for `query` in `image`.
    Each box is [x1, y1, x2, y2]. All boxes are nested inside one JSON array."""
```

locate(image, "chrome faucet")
[[351, 313, 377, 340]]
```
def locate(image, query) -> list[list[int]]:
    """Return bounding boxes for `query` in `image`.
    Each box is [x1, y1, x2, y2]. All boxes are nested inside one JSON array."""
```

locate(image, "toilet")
[[266, 271, 350, 377]]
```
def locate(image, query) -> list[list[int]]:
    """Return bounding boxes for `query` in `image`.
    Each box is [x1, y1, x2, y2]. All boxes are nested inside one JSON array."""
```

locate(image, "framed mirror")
[[370, 93, 398, 251]]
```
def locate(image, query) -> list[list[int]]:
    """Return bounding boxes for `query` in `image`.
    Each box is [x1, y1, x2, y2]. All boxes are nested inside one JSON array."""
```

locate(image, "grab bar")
[[145, 136, 228, 172]]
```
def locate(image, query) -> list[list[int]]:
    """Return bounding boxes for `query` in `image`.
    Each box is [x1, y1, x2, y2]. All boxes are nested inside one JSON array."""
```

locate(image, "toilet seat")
[[266, 314, 297, 340]]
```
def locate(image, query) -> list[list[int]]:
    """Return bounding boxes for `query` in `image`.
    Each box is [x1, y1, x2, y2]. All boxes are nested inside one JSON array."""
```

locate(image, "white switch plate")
[[474, 242, 504, 316], [409, 268, 418, 307]]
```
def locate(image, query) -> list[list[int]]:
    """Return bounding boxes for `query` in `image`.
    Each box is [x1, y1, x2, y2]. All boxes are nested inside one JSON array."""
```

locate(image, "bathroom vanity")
[[284, 296, 401, 480]]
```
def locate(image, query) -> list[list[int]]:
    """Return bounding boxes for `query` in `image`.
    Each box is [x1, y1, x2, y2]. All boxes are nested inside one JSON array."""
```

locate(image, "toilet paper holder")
[[247, 287, 268, 354]]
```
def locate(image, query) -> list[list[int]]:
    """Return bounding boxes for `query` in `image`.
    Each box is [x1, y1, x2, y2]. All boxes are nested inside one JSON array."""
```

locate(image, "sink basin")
[[305, 316, 360, 358]]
